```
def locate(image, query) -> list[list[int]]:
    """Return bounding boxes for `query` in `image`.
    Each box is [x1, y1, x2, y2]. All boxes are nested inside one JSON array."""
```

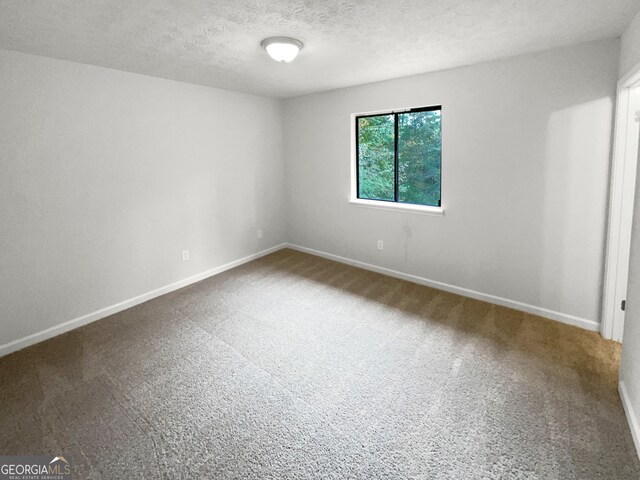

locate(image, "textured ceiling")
[[0, 0, 638, 98]]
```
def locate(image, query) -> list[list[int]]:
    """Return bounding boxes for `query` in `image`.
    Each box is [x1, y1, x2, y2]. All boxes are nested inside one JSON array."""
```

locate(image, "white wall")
[[0, 49, 285, 350], [0, 38, 624, 353], [620, 9, 640, 79], [283, 39, 620, 328]]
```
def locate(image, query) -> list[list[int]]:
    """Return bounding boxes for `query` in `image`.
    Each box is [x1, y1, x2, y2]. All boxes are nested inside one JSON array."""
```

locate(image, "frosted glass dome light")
[[260, 37, 303, 63]]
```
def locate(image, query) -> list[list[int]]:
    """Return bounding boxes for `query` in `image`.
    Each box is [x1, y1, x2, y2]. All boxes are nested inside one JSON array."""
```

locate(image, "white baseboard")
[[1, 241, 601, 358], [620, 381, 640, 460], [0, 244, 286, 358], [285, 243, 600, 332]]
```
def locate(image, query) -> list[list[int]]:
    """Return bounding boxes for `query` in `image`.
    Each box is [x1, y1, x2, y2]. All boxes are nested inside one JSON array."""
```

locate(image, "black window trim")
[[355, 105, 442, 208]]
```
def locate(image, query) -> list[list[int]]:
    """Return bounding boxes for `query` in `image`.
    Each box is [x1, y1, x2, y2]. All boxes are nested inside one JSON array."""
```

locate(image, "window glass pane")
[[357, 114, 395, 201], [397, 110, 441, 206]]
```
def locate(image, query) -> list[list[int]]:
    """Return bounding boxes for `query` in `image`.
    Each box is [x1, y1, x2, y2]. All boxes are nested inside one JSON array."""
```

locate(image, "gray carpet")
[[1, 248, 639, 479]]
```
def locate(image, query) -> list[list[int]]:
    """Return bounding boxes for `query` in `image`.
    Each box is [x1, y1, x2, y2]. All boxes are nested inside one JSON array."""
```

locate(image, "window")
[[355, 106, 441, 208]]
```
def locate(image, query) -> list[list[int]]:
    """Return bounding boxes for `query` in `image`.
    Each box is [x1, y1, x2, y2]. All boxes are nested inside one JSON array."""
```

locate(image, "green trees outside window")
[[357, 107, 441, 207]]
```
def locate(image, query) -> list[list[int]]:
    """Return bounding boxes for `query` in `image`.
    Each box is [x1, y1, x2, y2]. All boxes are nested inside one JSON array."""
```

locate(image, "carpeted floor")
[[1, 248, 639, 479]]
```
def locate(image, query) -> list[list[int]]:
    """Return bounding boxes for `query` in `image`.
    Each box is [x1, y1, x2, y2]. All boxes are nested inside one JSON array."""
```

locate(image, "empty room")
[[2, 0, 640, 478]]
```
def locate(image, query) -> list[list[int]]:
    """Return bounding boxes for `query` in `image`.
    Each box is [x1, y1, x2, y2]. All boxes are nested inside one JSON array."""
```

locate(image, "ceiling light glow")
[[260, 37, 303, 63]]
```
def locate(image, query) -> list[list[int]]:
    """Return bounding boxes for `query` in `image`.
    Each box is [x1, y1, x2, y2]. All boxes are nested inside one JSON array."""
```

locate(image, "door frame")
[[602, 62, 640, 342]]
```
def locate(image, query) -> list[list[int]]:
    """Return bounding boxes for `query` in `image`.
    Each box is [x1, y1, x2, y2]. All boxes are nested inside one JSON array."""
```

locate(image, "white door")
[[603, 84, 640, 342]]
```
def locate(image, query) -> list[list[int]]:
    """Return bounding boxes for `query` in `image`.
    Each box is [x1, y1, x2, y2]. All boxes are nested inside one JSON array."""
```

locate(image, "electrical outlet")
[[182, 250, 190, 262], [377, 240, 384, 251], [257, 229, 263, 239]]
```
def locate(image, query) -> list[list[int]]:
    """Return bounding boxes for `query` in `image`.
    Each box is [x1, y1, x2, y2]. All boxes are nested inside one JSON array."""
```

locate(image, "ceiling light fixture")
[[260, 37, 303, 63]]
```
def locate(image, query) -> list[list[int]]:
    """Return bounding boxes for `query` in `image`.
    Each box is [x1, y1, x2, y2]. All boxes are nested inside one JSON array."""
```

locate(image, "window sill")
[[348, 198, 444, 216]]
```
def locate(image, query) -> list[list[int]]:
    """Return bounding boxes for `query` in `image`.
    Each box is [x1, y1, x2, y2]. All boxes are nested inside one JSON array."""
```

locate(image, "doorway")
[[602, 67, 640, 342]]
